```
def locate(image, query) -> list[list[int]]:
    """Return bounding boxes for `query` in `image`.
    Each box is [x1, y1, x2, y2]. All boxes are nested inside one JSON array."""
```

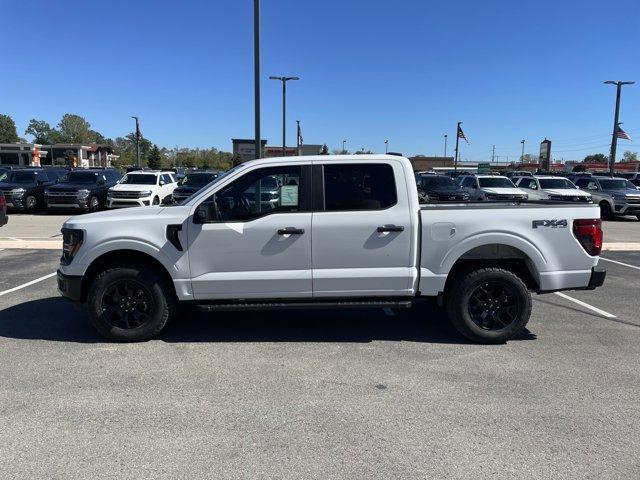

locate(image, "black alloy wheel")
[[101, 279, 154, 329], [467, 281, 520, 331]]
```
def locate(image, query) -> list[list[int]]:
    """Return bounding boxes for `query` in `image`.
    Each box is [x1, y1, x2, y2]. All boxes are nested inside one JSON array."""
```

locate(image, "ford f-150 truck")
[[57, 155, 606, 343]]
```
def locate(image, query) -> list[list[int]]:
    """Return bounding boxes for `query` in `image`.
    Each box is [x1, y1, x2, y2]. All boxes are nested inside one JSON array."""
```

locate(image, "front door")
[[187, 164, 312, 300], [311, 161, 414, 297]]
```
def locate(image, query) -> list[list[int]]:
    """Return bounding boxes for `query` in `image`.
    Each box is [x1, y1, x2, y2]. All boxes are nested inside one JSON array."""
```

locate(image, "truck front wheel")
[[87, 262, 174, 342], [445, 267, 532, 344]]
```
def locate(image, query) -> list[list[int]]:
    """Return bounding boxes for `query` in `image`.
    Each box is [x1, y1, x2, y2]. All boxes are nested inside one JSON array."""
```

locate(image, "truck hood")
[[542, 188, 591, 197], [481, 187, 527, 195], [110, 184, 157, 192]]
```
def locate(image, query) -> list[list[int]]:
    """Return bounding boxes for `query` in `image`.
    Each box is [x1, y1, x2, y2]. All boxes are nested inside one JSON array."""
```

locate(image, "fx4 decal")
[[532, 219, 568, 229]]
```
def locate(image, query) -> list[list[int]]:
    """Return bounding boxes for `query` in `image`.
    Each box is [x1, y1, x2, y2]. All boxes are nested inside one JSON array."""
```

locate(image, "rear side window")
[[323, 163, 396, 211]]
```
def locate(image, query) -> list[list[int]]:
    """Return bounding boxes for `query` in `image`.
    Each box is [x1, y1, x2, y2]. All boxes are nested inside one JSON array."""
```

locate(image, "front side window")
[[518, 178, 538, 189], [323, 163, 396, 211], [210, 166, 301, 222]]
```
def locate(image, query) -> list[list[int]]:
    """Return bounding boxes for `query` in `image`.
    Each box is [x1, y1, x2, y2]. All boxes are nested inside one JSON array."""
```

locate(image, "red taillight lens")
[[0, 194, 5, 210], [573, 218, 603, 256]]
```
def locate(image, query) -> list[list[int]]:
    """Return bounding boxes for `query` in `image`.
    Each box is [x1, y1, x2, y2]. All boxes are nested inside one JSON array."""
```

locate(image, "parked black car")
[[0, 190, 7, 226], [416, 173, 469, 202], [45, 168, 122, 212], [0, 167, 67, 212], [171, 171, 219, 203]]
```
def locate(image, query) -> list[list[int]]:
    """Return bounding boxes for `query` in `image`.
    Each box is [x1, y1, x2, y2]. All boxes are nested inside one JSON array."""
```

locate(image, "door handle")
[[278, 227, 305, 235], [377, 224, 404, 233]]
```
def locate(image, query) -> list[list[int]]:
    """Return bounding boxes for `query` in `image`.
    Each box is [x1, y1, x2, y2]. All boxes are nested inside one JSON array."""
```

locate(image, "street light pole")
[[253, 0, 262, 159], [342, 139, 346, 154], [269, 76, 300, 157], [444, 134, 448, 158], [604, 80, 635, 175], [520, 139, 525, 163], [454, 122, 461, 172], [131, 116, 140, 167], [384, 139, 388, 153]]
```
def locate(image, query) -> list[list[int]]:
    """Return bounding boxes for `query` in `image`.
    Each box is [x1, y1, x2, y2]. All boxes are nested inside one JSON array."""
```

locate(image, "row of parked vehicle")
[[415, 170, 640, 220], [0, 166, 220, 215]]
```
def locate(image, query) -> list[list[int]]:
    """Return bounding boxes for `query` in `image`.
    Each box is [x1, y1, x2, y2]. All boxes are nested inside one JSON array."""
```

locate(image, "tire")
[[599, 201, 613, 220], [636, 215, 640, 221], [25, 195, 37, 212], [88, 196, 100, 212], [87, 262, 174, 342], [445, 267, 532, 344], [152, 196, 160, 205]]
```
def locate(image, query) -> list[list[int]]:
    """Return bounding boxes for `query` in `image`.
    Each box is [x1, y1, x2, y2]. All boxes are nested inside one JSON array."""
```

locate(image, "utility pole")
[[492, 145, 495, 163], [131, 116, 140, 167], [604, 80, 635, 175], [384, 139, 389, 153], [520, 139, 525, 163], [254, 0, 261, 159], [269, 76, 300, 157], [454, 122, 462, 172], [444, 134, 448, 158]]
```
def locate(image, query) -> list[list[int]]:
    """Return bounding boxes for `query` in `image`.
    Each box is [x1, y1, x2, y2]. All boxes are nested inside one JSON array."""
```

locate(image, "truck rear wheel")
[[87, 262, 174, 342], [445, 267, 532, 344]]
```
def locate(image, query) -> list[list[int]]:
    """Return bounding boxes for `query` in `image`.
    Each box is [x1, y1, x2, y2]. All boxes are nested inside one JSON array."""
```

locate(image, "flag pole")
[[296, 120, 301, 156], [454, 121, 461, 172]]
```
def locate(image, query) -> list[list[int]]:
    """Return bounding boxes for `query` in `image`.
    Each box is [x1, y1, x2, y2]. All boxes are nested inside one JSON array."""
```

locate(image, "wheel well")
[[445, 244, 539, 292], [81, 249, 176, 302]]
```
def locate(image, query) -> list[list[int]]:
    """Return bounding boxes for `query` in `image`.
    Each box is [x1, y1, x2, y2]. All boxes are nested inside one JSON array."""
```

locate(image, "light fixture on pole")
[[604, 80, 635, 175], [520, 139, 525, 163], [131, 116, 141, 167], [269, 76, 300, 157], [384, 139, 389, 153], [342, 139, 347, 154]]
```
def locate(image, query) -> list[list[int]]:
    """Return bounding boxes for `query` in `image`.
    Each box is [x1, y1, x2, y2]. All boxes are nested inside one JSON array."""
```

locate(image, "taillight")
[[573, 218, 602, 256], [0, 194, 5, 210]]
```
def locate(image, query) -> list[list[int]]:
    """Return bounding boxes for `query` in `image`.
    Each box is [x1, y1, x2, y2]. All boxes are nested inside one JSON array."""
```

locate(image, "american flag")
[[616, 126, 631, 141], [457, 124, 469, 144]]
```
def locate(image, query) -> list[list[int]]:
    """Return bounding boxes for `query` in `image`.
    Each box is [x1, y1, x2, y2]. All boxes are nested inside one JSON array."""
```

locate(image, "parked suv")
[[616, 172, 640, 187], [415, 173, 469, 202], [107, 170, 178, 208], [459, 174, 528, 201], [575, 176, 640, 220], [45, 169, 121, 212], [171, 171, 219, 204], [0, 167, 66, 212], [513, 176, 592, 202]]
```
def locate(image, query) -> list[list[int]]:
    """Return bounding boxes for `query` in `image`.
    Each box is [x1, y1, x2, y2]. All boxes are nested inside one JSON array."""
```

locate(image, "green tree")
[[0, 114, 19, 143], [623, 151, 638, 162], [583, 153, 608, 163], [147, 144, 162, 169], [57, 114, 93, 143], [25, 119, 58, 144], [112, 133, 153, 167]]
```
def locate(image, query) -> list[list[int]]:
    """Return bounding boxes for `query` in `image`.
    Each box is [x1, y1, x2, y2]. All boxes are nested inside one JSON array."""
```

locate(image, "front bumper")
[[614, 202, 640, 215], [107, 197, 151, 208], [57, 270, 83, 302]]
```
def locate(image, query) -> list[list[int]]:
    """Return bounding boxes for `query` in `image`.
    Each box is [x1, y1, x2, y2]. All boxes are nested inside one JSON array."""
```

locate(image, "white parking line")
[[0, 272, 57, 297], [600, 257, 640, 271], [554, 292, 617, 319]]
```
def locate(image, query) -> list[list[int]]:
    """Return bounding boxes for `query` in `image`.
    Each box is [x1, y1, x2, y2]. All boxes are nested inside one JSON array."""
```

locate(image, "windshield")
[[176, 167, 238, 205], [539, 178, 575, 189], [478, 177, 515, 188], [120, 173, 157, 185], [599, 179, 635, 190], [7, 171, 37, 184], [60, 171, 99, 185], [182, 173, 218, 186], [420, 176, 458, 188]]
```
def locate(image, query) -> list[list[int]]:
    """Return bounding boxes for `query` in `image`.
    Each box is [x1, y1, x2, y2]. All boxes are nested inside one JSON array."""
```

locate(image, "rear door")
[[311, 161, 414, 297]]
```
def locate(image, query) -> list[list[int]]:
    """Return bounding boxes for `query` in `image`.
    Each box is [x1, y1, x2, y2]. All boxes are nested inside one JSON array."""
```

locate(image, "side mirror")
[[159, 180, 166, 186], [194, 201, 219, 224]]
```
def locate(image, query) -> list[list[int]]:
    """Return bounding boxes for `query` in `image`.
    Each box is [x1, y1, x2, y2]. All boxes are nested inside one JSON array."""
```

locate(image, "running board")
[[195, 299, 413, 312]]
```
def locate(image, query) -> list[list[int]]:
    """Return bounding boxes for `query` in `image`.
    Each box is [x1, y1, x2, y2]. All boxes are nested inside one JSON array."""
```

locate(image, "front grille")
[[550, 195, 590, 202], [110, 191, 142, 199]]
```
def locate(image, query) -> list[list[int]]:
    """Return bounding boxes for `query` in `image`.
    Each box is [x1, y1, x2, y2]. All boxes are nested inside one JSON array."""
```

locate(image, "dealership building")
[[0, 143, 118, 167]]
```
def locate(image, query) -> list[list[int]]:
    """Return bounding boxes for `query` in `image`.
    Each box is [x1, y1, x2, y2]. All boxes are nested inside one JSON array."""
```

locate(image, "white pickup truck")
[[57, 155, 606, 343]]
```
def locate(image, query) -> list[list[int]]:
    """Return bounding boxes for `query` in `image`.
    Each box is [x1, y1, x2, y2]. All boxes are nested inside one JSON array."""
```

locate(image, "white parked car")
[[459, 175, 528, 201], [107, 171, 178, 208], [514, 176, 592, 203]]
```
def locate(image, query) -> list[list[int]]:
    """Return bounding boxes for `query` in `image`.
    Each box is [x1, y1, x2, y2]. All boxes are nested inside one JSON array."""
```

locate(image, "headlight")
[[77, 189, 90, 198], [44, 189, 51, 196], [12, 188, 25, 196], [61, 228, 84, 265], [138, 190, 152, 197]]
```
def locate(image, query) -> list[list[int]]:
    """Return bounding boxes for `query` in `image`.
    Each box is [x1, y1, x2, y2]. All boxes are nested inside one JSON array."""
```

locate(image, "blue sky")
[[2, 0, 639, 161]]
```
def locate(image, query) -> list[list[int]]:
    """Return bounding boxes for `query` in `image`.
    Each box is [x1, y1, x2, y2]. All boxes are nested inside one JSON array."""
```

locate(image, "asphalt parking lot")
[[0, 242, 639, 478]]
